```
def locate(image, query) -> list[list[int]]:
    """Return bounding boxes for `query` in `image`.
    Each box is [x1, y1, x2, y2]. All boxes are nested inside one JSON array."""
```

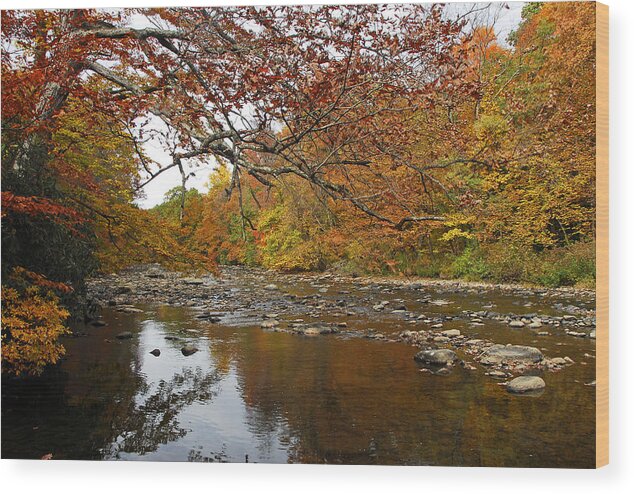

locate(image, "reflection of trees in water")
[[3, 303, 597, 466], [208, 337, 240, 378], [102, 368, 220, 459], [228, 329, 491, 465], [2, 323, 145, 460], [242, 401, 293, 460], [187, 444, 230, 463]]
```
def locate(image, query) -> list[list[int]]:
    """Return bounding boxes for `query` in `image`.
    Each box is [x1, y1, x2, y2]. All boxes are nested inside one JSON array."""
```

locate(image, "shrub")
[[450, 246, 491, 280], [535, 242, 596, 287], [1, 282, 70, 376]]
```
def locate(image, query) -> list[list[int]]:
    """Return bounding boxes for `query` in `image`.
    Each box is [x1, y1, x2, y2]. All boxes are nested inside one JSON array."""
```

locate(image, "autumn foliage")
[[1, 268, 71, 376], [173, 3, 597, 286]]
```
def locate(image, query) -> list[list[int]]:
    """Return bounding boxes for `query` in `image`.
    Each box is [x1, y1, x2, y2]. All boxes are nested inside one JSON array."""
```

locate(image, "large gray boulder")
[[480, 344, 543, 365], [507, 376, 546, 394], [414, 349, 457, 366]]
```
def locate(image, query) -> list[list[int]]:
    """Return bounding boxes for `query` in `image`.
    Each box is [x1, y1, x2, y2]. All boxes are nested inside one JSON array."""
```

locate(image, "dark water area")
[[1, 269, 596, 466]]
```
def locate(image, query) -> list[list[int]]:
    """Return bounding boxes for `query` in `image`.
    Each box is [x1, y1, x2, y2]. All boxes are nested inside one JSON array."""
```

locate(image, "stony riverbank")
[[85, 263, 597, 393]]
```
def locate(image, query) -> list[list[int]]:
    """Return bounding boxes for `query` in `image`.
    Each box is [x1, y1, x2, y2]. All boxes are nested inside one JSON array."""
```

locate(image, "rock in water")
[[149, 349, 161, 357], [486, 370, 509, 379], [507, 376, 546, 394], [183, 278, 204, 285], [264, 284, 278, 290], [441, 329, 461, 338], [414, 349, 457, 366], [550, 357, 569, 366], [433, 336, 450, 343], [480, 344, 543, 365], [90, 320, 107, 327], [118, 307, 144, 314], [181, 344, 199, 356], [116, 331, 133, 340], [434, 367, 452, 376], [509, 320, 525, 328]]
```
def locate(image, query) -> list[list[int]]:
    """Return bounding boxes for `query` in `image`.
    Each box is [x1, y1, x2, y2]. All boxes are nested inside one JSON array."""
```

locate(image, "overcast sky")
[[133, 2, 525, 209]]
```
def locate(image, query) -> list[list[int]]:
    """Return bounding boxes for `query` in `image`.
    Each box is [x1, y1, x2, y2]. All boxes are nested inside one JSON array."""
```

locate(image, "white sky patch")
[[135, 134, 218, 208]]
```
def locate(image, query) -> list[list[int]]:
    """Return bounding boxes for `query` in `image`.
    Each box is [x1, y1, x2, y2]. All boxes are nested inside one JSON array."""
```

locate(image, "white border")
[[1, 1, 633, 493]]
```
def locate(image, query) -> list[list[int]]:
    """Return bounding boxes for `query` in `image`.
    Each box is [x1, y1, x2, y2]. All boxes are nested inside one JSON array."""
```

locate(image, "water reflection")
[[103, 368, 220, 459], [2, 291, 595, 467]]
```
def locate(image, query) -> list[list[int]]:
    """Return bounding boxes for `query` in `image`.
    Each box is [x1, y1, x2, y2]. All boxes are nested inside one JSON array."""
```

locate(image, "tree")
[[2, 5, 478, 227]]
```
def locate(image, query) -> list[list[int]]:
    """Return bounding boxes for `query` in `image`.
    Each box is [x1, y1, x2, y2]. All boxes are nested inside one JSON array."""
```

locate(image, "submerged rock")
[[117, 306, 143, 314], [116, 331, 133, 340], [301, 325, 335, 336], [507, 376, 546, 394], [434, 366, 452, 376]]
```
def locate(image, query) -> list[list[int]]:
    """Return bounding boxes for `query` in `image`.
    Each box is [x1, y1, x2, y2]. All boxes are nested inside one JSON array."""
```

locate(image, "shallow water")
[[1, 269, 596, 466]]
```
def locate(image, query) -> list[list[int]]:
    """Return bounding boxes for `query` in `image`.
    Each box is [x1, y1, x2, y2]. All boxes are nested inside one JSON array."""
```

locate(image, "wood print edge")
[[595, 0, 609, 469]]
